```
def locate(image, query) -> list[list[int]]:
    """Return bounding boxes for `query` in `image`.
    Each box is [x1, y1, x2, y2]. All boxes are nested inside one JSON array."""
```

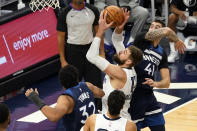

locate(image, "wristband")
[[27, 91, 46, 109]]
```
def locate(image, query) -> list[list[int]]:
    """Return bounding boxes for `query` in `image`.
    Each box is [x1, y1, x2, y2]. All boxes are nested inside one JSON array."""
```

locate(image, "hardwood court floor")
[[142, 98, 197, 131]]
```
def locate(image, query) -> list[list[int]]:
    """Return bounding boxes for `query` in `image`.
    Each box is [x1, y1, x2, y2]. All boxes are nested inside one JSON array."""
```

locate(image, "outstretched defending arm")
[[145, 27, 186, 54]]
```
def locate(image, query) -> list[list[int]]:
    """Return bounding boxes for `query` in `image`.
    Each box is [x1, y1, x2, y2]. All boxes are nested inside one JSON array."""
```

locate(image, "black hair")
[[0, 103, 9, 124], [107, 90, 126, 116], [58, 65, 79, 89], [154, 19, 165, 27]]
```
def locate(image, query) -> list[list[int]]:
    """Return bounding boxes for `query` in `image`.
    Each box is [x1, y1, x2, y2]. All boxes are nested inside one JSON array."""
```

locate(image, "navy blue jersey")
[[133, 32, 168, 93], [62, 82, 96, 131]]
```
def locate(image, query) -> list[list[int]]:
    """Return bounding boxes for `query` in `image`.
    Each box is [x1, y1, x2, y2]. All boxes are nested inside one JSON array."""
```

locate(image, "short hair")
[[107, 90, 126, 116], [128, 45, 143, 67], [58, 65, 79, 89], [154, 19, 165, 27], [0, 103, 9, 124]]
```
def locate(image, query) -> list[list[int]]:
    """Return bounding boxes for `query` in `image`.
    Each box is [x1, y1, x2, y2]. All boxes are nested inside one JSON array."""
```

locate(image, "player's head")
[[113, 45, 143, 67], [59, 65, 79, 89], [149, 20, 165, 31], [71, 0, 84, 6], [107, 90, 126, 116], [0, 103, 10, 129]]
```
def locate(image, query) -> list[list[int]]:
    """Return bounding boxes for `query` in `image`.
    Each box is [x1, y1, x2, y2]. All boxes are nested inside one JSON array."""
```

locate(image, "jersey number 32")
[[79, 101, 95, 124]]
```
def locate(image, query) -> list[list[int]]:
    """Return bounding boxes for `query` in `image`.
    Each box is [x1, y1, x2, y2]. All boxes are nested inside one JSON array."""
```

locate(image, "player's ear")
[[126, 59, 132, 66]]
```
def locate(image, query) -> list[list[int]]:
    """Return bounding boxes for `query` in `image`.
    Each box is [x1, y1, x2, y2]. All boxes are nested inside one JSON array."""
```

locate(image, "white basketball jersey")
[[94, 114, 127, 131], [102, 67, 137, 120]]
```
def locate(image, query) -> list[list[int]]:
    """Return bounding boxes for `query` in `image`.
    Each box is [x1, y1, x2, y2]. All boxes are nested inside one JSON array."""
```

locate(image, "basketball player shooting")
[[86, 9, 143, 120]]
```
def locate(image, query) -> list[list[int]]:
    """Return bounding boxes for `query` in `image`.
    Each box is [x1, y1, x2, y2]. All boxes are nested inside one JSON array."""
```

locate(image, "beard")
[[113, 54, 125, 65]]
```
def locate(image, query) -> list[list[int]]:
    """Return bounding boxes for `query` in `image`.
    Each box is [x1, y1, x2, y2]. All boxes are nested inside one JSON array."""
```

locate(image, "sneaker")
[[168, 51, 179, 63]]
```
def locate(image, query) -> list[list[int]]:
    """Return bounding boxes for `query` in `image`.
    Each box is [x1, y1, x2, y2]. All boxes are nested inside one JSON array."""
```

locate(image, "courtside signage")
[[0, 9, 58, 79]]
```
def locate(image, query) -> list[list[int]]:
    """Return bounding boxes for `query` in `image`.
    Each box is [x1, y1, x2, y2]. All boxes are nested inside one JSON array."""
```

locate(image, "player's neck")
[[119, 65, 130, 69], [153, 39, 161, 47], [106, 111, 120, 119]]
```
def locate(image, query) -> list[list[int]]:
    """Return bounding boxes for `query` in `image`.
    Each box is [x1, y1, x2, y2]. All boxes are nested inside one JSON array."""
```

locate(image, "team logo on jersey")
[[183, 0, 196, 7]]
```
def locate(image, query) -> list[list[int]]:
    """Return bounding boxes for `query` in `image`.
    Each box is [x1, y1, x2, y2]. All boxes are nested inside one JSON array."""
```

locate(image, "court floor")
[[4, 51, 197, 130]]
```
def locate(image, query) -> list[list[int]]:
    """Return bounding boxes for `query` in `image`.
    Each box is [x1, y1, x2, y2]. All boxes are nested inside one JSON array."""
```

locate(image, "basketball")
[[103, 6, 124, 27]]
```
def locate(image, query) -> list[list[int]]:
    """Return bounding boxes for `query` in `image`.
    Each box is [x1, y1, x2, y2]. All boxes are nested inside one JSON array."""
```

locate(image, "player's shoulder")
[[126, 120, 137, 131], [89, 114, 97, 119], [86, 114, 97, 125]]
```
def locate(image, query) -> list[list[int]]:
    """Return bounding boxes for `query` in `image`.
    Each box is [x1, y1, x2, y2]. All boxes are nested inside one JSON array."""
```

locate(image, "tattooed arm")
[[145, 27, 186, 54], [145, 27, 179, 42]]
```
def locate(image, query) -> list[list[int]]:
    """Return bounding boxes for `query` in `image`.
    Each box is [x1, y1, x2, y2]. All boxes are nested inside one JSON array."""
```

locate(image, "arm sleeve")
[[92, 6, 100, 26], [111, 31, 125, 54], [56, 8, 68, 32], [86, 37, 110, 71], [86, 4, 100, 26]]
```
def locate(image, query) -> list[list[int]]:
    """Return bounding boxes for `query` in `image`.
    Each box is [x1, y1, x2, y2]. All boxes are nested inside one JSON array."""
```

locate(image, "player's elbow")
[[166, 81, 170, 88], [44, 113, 60, 122], [165, 79, 170, 88], [97, 90, 105, 98], [86, 53, 94, 64], [47, 116, 59, 122]]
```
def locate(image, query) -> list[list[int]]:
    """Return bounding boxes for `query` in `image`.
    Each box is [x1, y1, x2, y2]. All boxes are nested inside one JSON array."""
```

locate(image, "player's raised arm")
[[86, 11, 127, 81], [112, 8, 130, 54]]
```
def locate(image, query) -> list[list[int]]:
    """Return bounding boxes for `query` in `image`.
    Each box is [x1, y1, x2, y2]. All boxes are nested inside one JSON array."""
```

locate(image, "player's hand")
[[116, 8, 130, 31], [142, 78, 158, 87], [25, 88, 39, 97], [174, 40, 186, 54], [60, 59, 68, 68], [98, 11, 114, 32]]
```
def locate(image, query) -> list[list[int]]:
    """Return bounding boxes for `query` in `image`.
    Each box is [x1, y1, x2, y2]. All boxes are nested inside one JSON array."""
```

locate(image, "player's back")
[[62, 82, 96, 131], [94, 114, 127, 131]]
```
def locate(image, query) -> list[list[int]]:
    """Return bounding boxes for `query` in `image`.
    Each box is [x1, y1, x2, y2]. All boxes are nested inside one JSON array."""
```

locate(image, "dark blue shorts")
[[129, 90, 165, 129]]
